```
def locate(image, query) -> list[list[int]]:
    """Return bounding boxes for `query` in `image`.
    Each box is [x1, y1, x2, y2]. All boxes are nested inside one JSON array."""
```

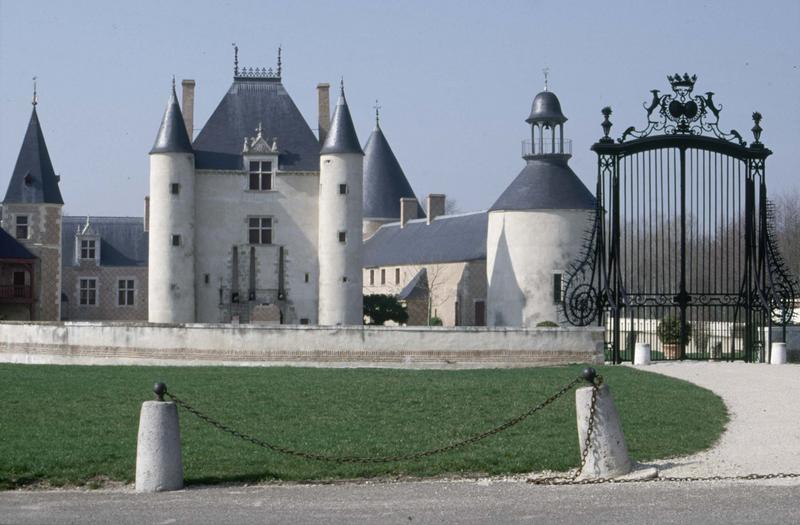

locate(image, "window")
[[204, 274, 210, 284], [338, 184, 348, 195], [369, 269, 374, 285], [80, 239, 96, 260], [300, 318, 309, 325], [553, 273, 563, 304], [395, 268, 400, 284], [304, 273, 310, 283], [170, 183, 180, 195], [248, 217, 273, 244], [15, 215, 28, 239], [248, 160, 273, 190], [380, 269, 386, 285], [342, 276, 348, 282], [338, 231, 346, 243], [118, 279, 135, 306], [171, 234, 181, 246], [79, 278, 97, 306]]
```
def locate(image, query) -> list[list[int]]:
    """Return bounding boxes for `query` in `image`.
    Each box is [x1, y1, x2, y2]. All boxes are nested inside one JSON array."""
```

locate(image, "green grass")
[[0, 364, 727, 489]]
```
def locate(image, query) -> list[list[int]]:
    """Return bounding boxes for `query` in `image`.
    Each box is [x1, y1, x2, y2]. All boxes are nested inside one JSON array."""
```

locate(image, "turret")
[[486, 83, 594, 327], [317, 81, 364, 325], [148, 80, 196, 323]]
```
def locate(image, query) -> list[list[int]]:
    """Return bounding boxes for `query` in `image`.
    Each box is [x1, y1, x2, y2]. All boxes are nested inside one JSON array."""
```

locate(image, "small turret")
[[147, 80, 196, 323], [318, 81, 364, 325]]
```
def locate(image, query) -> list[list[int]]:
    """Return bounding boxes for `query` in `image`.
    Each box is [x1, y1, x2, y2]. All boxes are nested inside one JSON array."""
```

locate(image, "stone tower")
[[486, 87, 595, 327], [148, 81, 196, 323], [1, 96, 64, 321], [318, 82, 364, 325]]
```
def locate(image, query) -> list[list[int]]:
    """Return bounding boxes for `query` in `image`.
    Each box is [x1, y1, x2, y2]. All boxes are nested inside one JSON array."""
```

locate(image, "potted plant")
[[656, 316, 692, 359]]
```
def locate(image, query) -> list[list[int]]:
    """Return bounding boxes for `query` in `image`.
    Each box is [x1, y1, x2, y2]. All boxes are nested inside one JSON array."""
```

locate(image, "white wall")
[[0, 322, 604, 369]]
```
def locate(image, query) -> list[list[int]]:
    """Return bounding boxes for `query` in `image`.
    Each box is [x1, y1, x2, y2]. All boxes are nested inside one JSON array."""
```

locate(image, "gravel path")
[[635, 362, 800, 478]]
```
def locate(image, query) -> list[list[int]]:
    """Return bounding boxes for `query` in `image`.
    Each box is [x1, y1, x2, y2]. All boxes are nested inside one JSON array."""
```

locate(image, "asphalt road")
[[3, 479, 800, 525]]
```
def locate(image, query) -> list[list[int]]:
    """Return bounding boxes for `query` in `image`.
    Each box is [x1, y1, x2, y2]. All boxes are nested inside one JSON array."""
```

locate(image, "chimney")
[[181, 79, 195, 141], [400, 198, 418, 228], [144, 196, 150, 232], [426, 194, 446, 224], [317, 83, 330, 145]]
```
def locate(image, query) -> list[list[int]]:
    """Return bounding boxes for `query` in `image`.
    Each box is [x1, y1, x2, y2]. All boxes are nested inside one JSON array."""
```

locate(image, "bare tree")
[[772, 187, 800, 280]]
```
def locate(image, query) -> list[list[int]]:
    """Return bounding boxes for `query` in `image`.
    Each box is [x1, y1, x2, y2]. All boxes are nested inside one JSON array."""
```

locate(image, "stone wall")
[[62, 265, 148, 321], [0, 322, 604, 369]]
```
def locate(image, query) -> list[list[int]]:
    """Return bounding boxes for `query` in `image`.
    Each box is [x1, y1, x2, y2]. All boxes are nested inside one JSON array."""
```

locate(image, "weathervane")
[[232, 43, 239, 76], [543, 67, 550, 91], [32, 76, 38, 107], [277, 45, 282, 77], [373, 99, 381, 126]]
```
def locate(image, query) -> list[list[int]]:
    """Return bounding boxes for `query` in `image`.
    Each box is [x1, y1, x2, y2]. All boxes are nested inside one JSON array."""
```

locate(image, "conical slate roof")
[[526, 91, 567, 125], [150, 84, 193, 155], [363, 124, 423, 220], [320, 86, 362, 155], [3, 107, 64, 204], [489, 157, 595, 212], [192, 78, 320, 170]]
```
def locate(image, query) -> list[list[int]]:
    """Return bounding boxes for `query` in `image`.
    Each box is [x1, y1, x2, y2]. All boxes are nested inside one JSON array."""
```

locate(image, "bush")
[[536, 320, 559, 327], [428, 316, 443, 326], [363, 294, 408, 326], [656, 315, 692, 345]]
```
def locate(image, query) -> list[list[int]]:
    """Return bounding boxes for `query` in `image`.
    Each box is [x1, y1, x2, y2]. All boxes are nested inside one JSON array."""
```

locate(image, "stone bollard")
[[633, 343, 651, 366], [575, 370, 632, 479], [771, 342, 788, 365], [135, 383, 184, 493]]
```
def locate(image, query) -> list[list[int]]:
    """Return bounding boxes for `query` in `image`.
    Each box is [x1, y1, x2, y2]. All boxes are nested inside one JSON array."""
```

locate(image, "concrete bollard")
[[633, 343, 651, 366], [771, 342, 788, 365], [135, 383, 183, 492], [575, 381, 632, 479]]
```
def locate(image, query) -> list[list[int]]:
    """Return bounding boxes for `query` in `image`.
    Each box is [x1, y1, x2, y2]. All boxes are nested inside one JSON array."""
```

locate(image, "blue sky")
[[1, 0, 798, 216]]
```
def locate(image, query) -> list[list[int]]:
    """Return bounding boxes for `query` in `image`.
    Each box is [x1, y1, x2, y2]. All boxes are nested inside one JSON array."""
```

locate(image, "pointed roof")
[[150, 83, 193, 155], [363, 123, 423, 220], [489, 157, 595, 212], [0, 227, 36, 260], [192, 78, 320, 171], [320, 84, 363, 155], [3, 107, 64, 205]]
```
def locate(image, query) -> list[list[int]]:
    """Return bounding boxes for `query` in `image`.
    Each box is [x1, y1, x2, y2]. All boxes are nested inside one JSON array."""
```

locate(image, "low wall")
[[0, 321, 604, 369]]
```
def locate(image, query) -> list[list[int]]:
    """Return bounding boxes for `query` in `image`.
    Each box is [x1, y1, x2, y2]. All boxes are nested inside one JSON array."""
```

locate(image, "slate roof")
[[363, 124, 424, 220], [192, 78, 320, 171], [62, 216, 148, 267], [364, 211, 487, 267], [4, 107, 64, 205], [398, 268, 428, 300], [0, 227, 35, 260], [489, 158, 595, 212], [320, 87, 363, 155], [150, 85, 193, 154], [526, 90, 567, 125]]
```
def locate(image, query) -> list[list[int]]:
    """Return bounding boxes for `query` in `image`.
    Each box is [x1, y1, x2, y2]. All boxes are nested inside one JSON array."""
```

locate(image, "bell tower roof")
[[150, 80, 194, 155], [526, 90, 567, 125]]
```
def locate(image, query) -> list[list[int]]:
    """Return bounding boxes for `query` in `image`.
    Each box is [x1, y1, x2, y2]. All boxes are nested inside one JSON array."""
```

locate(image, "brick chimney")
[[427, 194, 446, 224], [181, 79, 195, 141], [317, 83, 330, 145], [400, 198, 418, 228]]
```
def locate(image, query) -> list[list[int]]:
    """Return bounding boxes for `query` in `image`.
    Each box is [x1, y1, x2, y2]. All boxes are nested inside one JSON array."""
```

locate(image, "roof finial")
[[232, 43, 239, 76], [171, 75, 176, 91], [277, 45, 282, 77], [340, 76, 344, 94], [543, 67, 550, 91], [255, 122, 263, 137], [32, 76, 38, 107], [373, 99, 381, 127]]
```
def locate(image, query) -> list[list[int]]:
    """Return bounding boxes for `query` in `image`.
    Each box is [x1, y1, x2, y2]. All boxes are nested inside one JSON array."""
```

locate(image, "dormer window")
[[80, 239, 96, 260], [249, 161, 273, 191]]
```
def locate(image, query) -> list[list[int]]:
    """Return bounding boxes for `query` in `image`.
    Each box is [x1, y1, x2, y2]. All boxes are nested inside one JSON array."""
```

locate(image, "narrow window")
[[170, 183, 180, 195], [304, 273, 310, 283], [380, 269, 386, 285], [342, 276, 348, 282], [248, 217, 273, 244], [369, 269, 374, 285], [300, 318, 309, 325], [338, 183, 348, 195], [79, 278, 97, 306], [15, 215, 28, 239], [171, 234, 181, 246], [118, 279, 135, 306], [395, 268, 400, 284], [553, 273, 563, 304], [204, 274, 210, 284], [80, 239, 96, 259], [338, 231, 346, 243]]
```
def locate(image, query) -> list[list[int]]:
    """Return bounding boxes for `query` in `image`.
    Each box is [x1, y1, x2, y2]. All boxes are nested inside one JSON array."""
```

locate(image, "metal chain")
[[166, 376, 583, 464]]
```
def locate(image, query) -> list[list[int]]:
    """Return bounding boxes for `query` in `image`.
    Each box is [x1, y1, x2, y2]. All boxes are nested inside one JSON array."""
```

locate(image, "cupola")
[[523, 73, 571, 161]]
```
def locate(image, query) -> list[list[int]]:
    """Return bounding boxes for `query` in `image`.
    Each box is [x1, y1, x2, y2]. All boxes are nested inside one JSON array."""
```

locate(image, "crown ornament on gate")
[[616, 73, 750, 146]]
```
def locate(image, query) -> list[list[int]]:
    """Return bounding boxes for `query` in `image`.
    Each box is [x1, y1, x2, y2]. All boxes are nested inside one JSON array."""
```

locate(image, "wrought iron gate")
[[562, 74, 797, 363]]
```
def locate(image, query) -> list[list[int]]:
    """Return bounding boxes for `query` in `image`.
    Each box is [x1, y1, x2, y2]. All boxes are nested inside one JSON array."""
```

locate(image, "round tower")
[[148, 81, 196, 323], [318, 82, 364, 325], [486, 86, 595, 327]]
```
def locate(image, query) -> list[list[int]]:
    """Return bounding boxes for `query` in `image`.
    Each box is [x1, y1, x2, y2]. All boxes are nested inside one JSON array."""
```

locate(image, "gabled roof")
[[489, 158, 595, 212], [364, 211, 487, 267], [62, 216, 148, 267], [192, 78, 320, 171], [150, 84, 193, 155], [320, 87, 363, 155], [398, 268, 428, 300], [0, 227, 36, 260], [363, 124, 423, 220], [3, 107, 64, 205]]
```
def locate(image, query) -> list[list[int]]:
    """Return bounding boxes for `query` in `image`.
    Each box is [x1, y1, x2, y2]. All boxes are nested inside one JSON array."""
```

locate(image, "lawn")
[[0, 363, 727, 489]]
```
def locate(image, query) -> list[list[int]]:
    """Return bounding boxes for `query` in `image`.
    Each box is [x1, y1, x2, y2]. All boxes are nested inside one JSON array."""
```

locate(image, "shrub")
[[363, 294, 409, 326], [536, 320, 559, 327], [428, 316, 443, 326], [656, 315, 692, 345]]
